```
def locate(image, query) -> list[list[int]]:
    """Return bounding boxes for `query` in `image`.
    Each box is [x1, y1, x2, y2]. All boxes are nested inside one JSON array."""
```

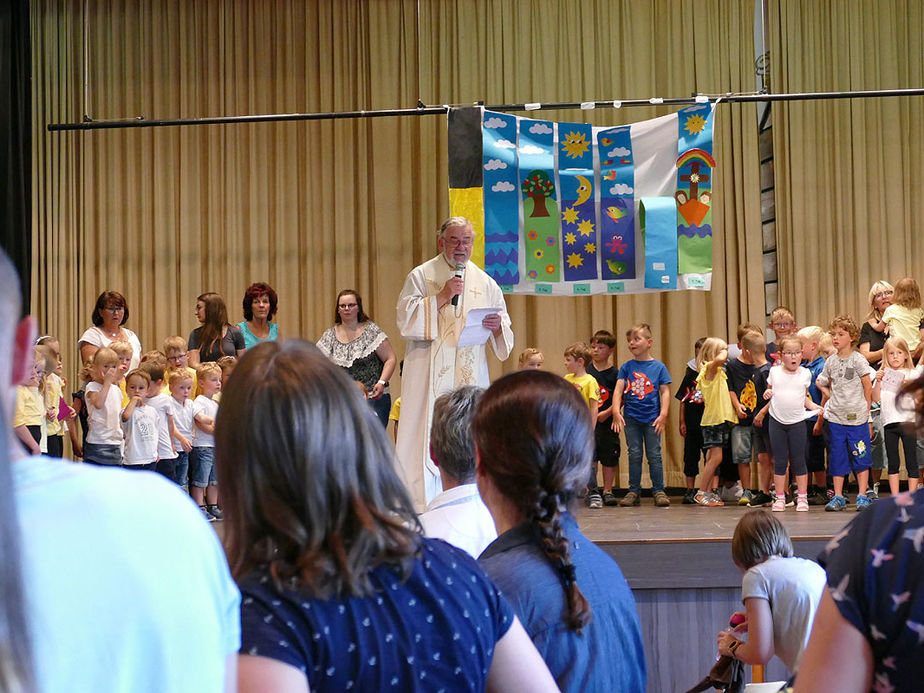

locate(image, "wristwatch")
[[376, 380, 387, 387], [728, 639, 742, 657]]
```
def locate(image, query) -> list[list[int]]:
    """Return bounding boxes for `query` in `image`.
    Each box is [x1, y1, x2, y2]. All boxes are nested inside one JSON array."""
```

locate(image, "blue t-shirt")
[[479, 513, 646, 693], [818, 488, 924, 691], [616, 358, 672, 424], [803, 355, 825, 421], [240, 537, 514, 691]]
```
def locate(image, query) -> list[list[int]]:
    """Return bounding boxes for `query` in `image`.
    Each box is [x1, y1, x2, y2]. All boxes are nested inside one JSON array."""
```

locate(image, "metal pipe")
[[46, 87, 924, 132]]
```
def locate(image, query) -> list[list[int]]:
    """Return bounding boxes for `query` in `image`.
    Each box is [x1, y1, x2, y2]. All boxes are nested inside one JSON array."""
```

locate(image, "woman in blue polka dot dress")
[[215, 340, 557, 692]]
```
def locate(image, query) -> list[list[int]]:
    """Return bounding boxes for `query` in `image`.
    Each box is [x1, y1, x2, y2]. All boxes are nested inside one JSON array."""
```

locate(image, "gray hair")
[[438, 216, 473, 239], [430, 386, 484, 484]]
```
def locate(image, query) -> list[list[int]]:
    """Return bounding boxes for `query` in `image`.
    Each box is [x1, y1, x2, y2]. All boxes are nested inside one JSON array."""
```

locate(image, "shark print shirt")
[[819, 488, 924, 692]]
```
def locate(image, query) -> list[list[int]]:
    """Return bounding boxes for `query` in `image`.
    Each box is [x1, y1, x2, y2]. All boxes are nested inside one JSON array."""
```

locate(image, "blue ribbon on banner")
[[640, 197, 678, 289]]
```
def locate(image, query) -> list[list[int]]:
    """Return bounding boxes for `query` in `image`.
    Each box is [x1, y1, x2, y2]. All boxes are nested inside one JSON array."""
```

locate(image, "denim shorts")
[[730, 424, 767, 464], [83, 442, 123, 467], [189, 446, 217, 488], [702, 423, 730, 449], [173, 450, 189, 488]]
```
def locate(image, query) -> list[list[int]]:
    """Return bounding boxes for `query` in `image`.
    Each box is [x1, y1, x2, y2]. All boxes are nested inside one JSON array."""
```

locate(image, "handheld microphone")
[[451, 263, 465, 306]]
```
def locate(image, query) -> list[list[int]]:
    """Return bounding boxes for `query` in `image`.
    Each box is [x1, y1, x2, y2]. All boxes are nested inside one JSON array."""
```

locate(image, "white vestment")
[[396, 255, 513, 509]]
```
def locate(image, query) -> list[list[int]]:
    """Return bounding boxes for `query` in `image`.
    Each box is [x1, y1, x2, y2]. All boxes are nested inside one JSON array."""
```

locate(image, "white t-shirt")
[[85, 381, 124, 445], [880, 365, 924, 427], [192, 395, 219, 448], [122, 403, 159, 465], [170, 397, 195, 441], [741, 555, 826, 673], [146, 393, 177, 460], [78, 326, 143, 370], [768, 365, 813, 425], [418, 484, 498, 559], [14, 456, 240, 693]]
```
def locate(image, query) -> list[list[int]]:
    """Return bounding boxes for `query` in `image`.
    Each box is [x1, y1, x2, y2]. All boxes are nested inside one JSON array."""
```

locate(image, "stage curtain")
[[769, 0, 924, 328], [31, 0, 762, 484]]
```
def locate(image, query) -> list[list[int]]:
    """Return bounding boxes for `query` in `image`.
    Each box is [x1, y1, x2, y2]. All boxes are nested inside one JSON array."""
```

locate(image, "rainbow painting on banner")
[[447, 104, 717, 296]]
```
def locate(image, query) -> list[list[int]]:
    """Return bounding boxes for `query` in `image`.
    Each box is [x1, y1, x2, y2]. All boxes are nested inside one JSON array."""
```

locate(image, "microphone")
[[451, 262, 465, 306]]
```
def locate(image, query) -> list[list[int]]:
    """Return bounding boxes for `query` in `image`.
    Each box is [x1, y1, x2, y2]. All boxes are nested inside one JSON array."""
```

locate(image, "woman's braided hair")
[[473, 370, 593, 631]]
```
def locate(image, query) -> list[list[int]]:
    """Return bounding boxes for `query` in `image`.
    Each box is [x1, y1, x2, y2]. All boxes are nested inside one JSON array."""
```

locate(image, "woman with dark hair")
[[188, 293, 245, 366], [474, 370, 646, 692], [794, 370, 924, 692], [316, 289, 397, 427], [216, 340, 556, 692], [237, 282, 280, 349], [78, 290, 142, 368]]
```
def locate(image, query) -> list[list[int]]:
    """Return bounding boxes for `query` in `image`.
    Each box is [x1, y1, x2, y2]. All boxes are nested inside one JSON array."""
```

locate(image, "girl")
[[881, 277, 924, 356], [695, 338, 738, 507], [754, 336, 821, 512], [13, 348, 50, 455], [717, 511, 826, 675], [518, 347, 545, 369], [188, 293, 245, 366], [120, 369, 158, 470], [83, 347, 124, 467], [873, 337, 923, 494], [36, 337, 72, 458]]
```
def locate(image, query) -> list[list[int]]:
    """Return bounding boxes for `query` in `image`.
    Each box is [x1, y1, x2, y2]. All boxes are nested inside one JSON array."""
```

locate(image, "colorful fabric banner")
[[448, 104, 717, 296]]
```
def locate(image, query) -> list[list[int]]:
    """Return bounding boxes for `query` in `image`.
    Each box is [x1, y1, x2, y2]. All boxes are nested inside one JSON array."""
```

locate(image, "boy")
[[798, 326, 829, 504], [191, 363, 222, 521], [611, 323, 672, 507], [563, 342, 602, 508], [140, 361, 178, 483], [121, 369, 159, 470], [675, 338, 706, 503], [815, 316, 874, 511], [518, 348, 545, 370], [110, 340, 134, 406], [215, 355, 238, 402], [168, 368, 195, 490], [587, 330, 622, 506], [767, 306, 797, 366], [727, 329, 774, 507], [164, 335, 199, 398]]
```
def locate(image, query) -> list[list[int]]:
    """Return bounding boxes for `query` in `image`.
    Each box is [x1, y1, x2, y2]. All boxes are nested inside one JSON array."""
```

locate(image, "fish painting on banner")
[[447, 103, 717, 296]]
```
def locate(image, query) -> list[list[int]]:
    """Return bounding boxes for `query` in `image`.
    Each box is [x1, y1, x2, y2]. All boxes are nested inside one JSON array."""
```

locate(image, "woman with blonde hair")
[[859, 279, 894, 497]]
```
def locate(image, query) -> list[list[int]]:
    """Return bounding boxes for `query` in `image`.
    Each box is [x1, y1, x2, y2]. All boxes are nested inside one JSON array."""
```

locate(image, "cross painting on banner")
[[447, 104, 716, 296]]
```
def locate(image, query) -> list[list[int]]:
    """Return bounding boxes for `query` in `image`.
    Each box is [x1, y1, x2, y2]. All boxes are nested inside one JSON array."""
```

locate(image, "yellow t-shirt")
[[389, 397, 401, 422], [14, 385, 45, 427], [564, 373, 601, 411], [882, 304, 924, 352], [696, 365, 737, 426], [44, 374, 66, 436]]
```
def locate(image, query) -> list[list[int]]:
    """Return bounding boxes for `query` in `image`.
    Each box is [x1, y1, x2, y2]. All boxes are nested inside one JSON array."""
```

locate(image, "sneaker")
[[772, 496, 786, 512], [588, 492, 603, 509], [694, 491, 724, 507], [654, 491, 671, 507], [602, 491, 619, 507], [199, 505, 216, 522], [808, 487, 829, 506], [738, 489, 754, 506], [785, 493, 795, 508], [207, 504, 223, 521], [618, 491, 640, 507], [682, 489, 697, 504], [750, 491, 773, 507], [866, 486, 879, 502], [825, 494, 847, 512], [856, 494, 872, 512], [796, 495, 809, 512]]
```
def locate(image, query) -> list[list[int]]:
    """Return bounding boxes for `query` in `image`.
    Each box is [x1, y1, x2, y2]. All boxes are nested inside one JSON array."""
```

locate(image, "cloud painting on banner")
[[447, 104, 717, 296]]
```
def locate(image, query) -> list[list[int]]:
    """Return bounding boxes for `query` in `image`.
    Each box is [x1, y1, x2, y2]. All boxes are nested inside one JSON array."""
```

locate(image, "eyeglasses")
[[770, 322, 793, 329], [782, 351, 802, 357], [103, 305, 124, 312], [442, 236, 473, 248], [338, 303, 358, 310], [166, 353, 187, 362], [873, 291, 893, 300]]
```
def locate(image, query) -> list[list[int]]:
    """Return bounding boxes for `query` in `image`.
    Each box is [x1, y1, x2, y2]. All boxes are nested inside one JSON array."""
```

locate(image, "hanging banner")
[[448, 103, 716, 295]]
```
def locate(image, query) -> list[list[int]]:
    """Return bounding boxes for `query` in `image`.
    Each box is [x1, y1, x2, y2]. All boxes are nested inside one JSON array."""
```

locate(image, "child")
[[13, 348, 49, 455], [121, 369, 159, 470], [110, 339, 134, 406], [518, 348, 545, 370], [611, 324, 672, 508], [726, 329, 773, 507], [873, 337, 922, 495], [36, 338, 71, 458], [389, 359, 404, 443], [140, 361, 178, 482], [767, 306, 797, 366], [83, 347, 123, 466], [215, 355, 238, 401], [754, 336, 821, 512], [71, 359, 93, 456], [587, 330, 622, 506], [191, 362, 222, 521], [716, 510, 825, 674], [563, 342, 602, 508], [675, 338, 706, 504], [881, 277, 924, 356], [814, 315, 874, 511], [168, 368, 195, 490], [163, 335, 199, 398], [797, 326, 829, 504], [694, 338, 738, 506], [818, 332, 835, 358]]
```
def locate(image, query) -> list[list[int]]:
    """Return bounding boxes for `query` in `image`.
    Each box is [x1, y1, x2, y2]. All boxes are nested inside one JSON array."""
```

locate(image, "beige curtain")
[[769, 0, 924, 328], [32, 0, 762, 484]]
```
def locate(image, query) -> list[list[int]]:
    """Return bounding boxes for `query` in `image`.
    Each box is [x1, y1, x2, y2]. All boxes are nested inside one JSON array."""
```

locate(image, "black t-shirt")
[[725, 358, 766, 426], [587, 363, 619, 427], [188, 325, 245, 363], [859, 321, 887, 370]]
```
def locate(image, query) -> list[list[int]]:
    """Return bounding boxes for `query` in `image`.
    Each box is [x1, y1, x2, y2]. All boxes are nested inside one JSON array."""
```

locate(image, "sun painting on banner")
[[683, 114, 707, 135], [561, 131, 590, 159]]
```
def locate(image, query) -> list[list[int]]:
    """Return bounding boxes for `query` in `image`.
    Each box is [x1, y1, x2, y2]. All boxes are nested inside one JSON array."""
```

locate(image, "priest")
[[396, 217, 514, 509]]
